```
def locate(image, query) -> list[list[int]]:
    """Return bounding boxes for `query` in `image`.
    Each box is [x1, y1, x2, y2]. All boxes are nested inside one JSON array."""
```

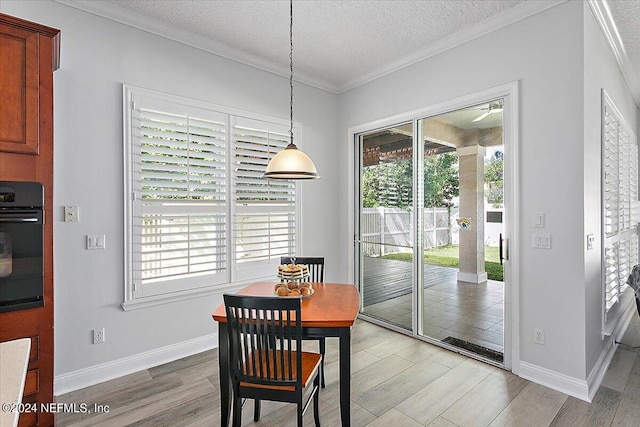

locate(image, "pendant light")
[[264, 0, 320, 180]]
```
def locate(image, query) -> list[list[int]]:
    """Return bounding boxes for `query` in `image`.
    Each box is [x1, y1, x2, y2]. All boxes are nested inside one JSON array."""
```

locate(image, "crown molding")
[[588, 0, 640, 107], [55, 0, 571, 95], [52, 0, 340, 93], [335, 0, 567, 93]]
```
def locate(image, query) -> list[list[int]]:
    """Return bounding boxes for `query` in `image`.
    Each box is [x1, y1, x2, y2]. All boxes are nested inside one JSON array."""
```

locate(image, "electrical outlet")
[[534, 328, 545, 345], [64, 206, 79, 222], [93, 328, 105, 344]]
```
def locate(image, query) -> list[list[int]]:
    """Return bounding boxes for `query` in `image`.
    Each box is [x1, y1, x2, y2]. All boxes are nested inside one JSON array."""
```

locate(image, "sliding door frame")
[[348, 81, 520, 371]]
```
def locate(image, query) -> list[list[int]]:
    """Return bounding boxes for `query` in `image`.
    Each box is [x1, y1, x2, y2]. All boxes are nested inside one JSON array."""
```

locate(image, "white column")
[[456, 145, 487, 284]]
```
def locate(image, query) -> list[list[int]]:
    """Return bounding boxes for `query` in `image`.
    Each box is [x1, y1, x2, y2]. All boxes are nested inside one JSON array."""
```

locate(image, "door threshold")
[[358, 314, 506, 370]]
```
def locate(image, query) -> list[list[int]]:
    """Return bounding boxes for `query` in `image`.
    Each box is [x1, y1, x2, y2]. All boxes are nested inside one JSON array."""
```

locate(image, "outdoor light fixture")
[[472, 102, 504, 122], [264, 0, 320, 180]]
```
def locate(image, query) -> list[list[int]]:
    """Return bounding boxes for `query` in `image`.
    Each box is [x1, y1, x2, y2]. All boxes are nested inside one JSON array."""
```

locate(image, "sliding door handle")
[[499, 233, 509, 265]]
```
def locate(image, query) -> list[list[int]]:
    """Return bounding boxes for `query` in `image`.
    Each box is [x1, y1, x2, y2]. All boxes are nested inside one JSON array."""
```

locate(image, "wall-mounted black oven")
[[0, 181, 44, 313]]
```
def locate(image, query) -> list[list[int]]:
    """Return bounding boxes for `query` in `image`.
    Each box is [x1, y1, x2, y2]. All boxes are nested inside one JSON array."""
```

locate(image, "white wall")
[[583, 3, 639, 377], [0, 0, 339, 391], [4, 0, 638, 399], [338, 0, 591, 384]]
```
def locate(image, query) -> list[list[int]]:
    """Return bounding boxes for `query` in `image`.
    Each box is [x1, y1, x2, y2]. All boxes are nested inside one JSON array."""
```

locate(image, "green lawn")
[[383, 244, 504, 281]]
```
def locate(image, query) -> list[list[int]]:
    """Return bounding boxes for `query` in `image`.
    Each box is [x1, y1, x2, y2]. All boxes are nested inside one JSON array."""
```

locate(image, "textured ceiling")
[[608, 0, 640, 86], [60, 0, 639, 98], [103, 0, 528, 89], [81, 0, 534, 92]]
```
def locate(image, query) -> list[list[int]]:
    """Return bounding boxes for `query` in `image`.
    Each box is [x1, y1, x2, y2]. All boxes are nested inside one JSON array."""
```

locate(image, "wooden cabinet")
[[0, 13, 59, 427], [0, 23, 38, 154]]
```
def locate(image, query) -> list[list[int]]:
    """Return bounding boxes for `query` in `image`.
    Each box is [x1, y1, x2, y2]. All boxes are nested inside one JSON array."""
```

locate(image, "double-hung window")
[[602, 90, 639, 334], [232, 118, 297, 281], [123, 86, 299, 309]]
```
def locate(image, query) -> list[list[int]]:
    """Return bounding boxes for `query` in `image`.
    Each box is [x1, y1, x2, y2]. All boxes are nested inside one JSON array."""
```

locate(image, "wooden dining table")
[[212, 281, 360, 427]]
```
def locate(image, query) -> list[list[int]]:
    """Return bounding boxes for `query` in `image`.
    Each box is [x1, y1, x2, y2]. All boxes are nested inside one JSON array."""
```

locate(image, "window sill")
[[121, 276, 274, 311]]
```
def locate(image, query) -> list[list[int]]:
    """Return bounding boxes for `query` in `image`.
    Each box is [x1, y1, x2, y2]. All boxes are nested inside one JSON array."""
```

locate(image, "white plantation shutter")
[[232, 118, 297, 280], [602, 91, 639, 334], [124, 86, 300, 306], [139, 111, 226, 201], [131, 99, 228, 297], [604, 245, 618, 312], [603, 108, 619, 238]]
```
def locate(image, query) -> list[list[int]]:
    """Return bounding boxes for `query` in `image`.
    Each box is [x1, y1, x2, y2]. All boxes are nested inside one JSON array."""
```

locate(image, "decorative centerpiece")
[[277, 263, 309, 281], [275, 257, 312, 297]]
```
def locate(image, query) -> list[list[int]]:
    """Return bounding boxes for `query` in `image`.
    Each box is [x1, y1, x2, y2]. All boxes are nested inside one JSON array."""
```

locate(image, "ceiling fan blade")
[[473, 111, 490, 122]]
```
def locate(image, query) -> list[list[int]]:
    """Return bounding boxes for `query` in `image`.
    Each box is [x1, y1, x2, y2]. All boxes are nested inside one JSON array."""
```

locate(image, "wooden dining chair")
[[280, 256, 326, 387], [223, 294, 322, 427]]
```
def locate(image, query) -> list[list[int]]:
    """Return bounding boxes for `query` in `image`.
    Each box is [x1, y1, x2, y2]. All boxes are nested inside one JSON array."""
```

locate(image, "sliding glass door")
[[417, 105, 505, 363], [357, 122, 414, 331], [356, 100, 507, 365]]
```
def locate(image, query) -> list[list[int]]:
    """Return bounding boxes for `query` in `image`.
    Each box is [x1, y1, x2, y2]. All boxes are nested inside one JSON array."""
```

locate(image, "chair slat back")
[[281, 256, 325, 283], [223, 294, 303, 389]]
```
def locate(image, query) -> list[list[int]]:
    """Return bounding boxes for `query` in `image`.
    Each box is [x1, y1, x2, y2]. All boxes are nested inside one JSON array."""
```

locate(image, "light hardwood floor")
[[56, 314, 640, 427]]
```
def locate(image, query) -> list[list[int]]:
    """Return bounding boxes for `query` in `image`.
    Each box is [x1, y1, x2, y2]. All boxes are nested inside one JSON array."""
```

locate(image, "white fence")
[[360, 207, 458, 256]]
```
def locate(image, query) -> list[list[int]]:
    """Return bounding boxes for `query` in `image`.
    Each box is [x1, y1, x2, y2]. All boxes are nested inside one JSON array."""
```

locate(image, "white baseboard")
[[518, 361, 590, 402], [586, 338, 617, 401], [54, 333, 217, 396], [586, 297, 636, 401], [519, 301, 636, 403]]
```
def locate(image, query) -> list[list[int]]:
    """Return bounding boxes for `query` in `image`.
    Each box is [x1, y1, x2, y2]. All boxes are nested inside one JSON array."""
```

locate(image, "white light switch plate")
[[87, 235, 106, 250], [533, 213, 545, 228], [533, 233, 551, 249]]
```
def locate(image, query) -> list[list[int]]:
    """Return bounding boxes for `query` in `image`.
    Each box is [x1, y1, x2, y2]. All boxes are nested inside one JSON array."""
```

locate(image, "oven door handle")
[[0, 217, 39, 223]]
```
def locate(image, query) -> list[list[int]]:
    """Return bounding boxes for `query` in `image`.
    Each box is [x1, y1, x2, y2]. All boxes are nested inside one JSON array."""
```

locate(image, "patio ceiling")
[[362, 107, 504, 166]]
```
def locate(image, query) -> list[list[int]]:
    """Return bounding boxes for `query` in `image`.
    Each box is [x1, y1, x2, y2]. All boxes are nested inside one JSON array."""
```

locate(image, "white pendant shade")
[[263, 0, 319, 181], [264, 144, 320, 179]]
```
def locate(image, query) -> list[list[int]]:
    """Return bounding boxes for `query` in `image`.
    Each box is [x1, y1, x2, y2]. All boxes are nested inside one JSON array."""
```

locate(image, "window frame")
[[122, 85, 301, 310]]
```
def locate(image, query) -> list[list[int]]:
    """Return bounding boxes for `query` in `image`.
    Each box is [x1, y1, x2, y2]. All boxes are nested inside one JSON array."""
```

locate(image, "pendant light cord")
[[289, 0, 295, 146]]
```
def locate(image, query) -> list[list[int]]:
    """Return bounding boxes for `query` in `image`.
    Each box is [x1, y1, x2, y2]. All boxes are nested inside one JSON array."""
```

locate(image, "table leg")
[[339, 327, 351, 427], [218, 322, 231, 427]]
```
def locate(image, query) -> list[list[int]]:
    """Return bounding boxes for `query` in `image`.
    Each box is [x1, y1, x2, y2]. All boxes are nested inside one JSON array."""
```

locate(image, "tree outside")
[[362, 152, 459, 209], [485, 150, 503, 207]]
